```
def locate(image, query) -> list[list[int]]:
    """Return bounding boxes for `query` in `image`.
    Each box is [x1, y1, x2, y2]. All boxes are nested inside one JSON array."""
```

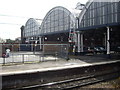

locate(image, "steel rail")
[[17, 69, 120, 90]]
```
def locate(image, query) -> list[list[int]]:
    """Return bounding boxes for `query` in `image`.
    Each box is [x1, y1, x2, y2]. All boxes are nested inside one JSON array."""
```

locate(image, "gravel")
[[81, 78, 120, 89]]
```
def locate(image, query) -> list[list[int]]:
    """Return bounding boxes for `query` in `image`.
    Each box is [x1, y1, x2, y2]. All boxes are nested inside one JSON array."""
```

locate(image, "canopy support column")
[[76, 31, 84, 55], [77, 31, 81, 53], [80, 32, 84, 52], [39, 36, 42, 50], [107, 27, 111, 58]]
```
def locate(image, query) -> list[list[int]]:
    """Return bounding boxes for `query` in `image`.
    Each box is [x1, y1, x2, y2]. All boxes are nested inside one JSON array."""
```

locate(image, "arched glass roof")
[[23, 1, 120, 38], [79, 0, 120, 30], [40, 6, 80, 35], [24, 18, 42, 37]]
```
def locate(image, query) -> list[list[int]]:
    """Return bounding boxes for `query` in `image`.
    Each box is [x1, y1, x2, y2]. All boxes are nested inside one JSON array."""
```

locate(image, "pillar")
[[104, 33, 107, 49], [77, 31, 81, 53], [20, 26, 25, 44], [77, 31, 84, 54], [80, 32, 84, 52], [39, 36, 42, 50], [107, 27, 111, 58]]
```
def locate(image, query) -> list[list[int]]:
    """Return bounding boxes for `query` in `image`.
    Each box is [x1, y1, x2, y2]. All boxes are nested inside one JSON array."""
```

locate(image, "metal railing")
[[0, 44, 69, 65]]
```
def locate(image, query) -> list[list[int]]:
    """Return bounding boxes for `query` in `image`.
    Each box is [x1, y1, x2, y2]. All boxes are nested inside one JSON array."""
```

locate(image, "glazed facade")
[[40, 6, 76, 35], [79, 1, 120, 29], [22, 1, 120, 41], [23, 18, 41, 38]]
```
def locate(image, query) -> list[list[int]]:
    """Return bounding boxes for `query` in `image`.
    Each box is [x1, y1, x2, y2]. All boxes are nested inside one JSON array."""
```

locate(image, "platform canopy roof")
[[23, 0, 120, 38], [78, 0, 120, 30], [40, 6, 81, 35]]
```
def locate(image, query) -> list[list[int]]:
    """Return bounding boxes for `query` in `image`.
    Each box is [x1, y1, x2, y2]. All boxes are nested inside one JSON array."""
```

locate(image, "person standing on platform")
[[6, 48, 10, 57]]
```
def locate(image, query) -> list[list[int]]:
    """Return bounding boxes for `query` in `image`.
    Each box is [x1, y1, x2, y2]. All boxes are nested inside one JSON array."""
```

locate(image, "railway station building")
[[21, 0, 120, 55]]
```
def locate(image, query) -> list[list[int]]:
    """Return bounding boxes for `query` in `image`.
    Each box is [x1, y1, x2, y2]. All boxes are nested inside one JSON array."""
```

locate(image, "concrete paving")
[[1, 55, 120, 76]]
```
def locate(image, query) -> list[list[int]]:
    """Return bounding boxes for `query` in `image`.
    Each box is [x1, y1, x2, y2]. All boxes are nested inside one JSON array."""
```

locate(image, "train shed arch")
[[76, 0, 120, 54]]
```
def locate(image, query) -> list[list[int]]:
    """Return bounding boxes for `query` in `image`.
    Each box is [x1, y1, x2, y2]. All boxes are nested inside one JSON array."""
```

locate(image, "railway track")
[[18, 69, 120, 90]]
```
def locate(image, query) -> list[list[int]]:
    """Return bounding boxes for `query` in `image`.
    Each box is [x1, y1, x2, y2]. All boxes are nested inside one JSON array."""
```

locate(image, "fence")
[[0, 44, 69, 65]]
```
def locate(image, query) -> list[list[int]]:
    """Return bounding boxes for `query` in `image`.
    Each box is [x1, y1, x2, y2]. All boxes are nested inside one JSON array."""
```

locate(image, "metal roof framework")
[[78, 0, 120, 31]]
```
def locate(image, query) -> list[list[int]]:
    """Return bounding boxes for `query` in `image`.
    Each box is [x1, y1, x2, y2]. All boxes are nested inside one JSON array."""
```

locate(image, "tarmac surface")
[[1, 54, 120, 76]]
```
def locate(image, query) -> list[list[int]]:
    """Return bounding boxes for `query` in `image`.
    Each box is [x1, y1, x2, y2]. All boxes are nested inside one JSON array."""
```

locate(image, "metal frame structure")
[[21, 0, 120, 56], [40, 6, 76, 35], [79, 0, 120, 30]]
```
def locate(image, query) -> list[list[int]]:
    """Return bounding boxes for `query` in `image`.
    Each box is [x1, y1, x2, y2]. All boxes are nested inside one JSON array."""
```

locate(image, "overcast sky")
[[0, 0, 87, 40]]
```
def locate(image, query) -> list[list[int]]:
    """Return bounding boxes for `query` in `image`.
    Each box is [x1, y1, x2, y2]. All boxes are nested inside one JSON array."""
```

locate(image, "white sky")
[[0, 0, 87, 40]]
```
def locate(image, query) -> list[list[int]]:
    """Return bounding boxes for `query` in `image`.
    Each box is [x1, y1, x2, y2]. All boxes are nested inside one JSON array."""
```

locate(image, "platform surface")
[[1, 55, 120, 76]]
